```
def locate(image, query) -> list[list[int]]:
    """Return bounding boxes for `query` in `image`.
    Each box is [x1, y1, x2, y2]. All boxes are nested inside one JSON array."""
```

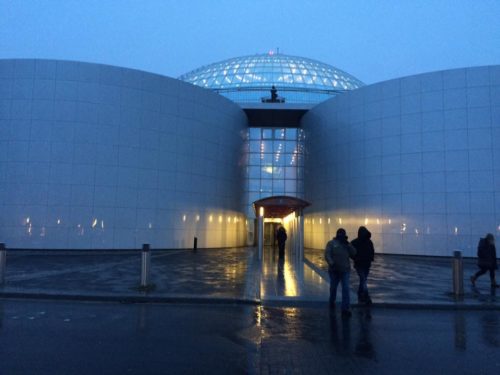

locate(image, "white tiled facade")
[[0, 59, 247, 249], [2, 58, 499, 255], [302, 66, 500, 256]]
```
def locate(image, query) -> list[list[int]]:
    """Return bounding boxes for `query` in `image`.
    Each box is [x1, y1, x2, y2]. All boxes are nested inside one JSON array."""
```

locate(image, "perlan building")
[[0, 53, 499, 256]]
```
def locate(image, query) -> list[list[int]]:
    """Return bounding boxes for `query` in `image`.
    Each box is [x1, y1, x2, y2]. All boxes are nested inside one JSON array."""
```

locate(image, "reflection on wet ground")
[[257, 305, 500, 374], [305, 248, 500, 306], [260, 246, 330, 303], [1, 299, 499, 374], [2, 248, 259, 299]]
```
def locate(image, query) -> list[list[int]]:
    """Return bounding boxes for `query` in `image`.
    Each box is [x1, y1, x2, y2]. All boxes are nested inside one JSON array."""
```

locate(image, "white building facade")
[[1, 56, 498, 255]]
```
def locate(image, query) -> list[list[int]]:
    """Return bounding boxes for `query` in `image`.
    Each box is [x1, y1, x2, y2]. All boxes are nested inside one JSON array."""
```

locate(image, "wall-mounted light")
[[259, 207, 264, 217]]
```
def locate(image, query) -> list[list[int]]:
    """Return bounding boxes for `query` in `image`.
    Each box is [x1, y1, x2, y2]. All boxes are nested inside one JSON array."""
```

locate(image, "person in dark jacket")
[[470, 233, 499, 287], [325, 228, 357, 317], [276, 226, 287, 259], [351, 226, 375, 304]]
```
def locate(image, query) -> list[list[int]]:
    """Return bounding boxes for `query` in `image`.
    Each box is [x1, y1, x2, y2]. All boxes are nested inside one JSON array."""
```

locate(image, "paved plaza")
[[0, 247, 498, 308]]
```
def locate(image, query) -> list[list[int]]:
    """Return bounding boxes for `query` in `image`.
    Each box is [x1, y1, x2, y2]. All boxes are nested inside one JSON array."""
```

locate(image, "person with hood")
[[325, 228, 357, 317], [276, 225, 287, 259], [351, 226, 375, 304], [470, 233, 499, 288]]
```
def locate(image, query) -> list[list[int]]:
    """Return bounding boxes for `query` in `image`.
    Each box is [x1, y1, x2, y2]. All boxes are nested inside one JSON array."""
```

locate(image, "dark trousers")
[[278, 241, 285, 258], [474, 266, 496, 282], [328, 268, 351, 311], [356, 267, 370, 297]]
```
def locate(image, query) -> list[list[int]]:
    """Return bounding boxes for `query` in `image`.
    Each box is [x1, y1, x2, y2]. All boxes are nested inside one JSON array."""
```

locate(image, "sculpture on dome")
[[262, 85, 285, 103]]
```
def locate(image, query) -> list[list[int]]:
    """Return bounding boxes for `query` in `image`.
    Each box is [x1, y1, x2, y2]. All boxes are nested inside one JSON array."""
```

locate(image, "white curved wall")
[[302, 66, 500, 256], [0, 59, 247, 249]]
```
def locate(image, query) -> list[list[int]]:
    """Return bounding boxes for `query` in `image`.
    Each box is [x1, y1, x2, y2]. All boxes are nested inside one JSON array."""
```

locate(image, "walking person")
[[276, 225, 287, 259], [351, 226, 375, 305], [470, 233, 499, 288], [325, 228, 357, 317]]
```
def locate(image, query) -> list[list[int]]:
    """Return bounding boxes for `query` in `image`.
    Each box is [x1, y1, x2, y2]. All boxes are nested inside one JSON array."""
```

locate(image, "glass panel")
[[249, 166, 260, 179], [285, 179, 297, 193], [262, 129, 273, 139], [273, 180, 285, 194], [260, 140, 273, 153], [249, 140, 261, 152], [285, 141, 297, 153], [285, 167, 297, 179], [273, 154, 285, 167], [249, 179, 260, 191], [249, 153, 261, 165], [249, 128, 261, 140], [286, 128, 297, 140], [261, 165, 274, 178], [273, 167, 283, 179], [273, 141, 284, 152], [274, 128, 285, 139], [261, 179, 272, 192], [261, 153, 273, 164]]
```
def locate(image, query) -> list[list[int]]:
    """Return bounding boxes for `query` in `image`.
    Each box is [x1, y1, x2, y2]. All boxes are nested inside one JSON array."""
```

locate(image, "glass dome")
[[178, 52, 364, 104]]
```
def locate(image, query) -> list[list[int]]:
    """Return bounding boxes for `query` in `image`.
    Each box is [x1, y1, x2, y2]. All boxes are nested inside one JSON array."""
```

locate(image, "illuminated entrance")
[[253, 196, 310, 260]]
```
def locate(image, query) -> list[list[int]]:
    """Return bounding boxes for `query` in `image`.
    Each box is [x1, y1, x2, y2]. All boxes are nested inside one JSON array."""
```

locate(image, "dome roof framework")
[[179, 53, 364, 104]]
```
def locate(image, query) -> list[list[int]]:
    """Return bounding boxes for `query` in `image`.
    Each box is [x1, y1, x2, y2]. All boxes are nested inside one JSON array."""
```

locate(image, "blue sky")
[[1, 0, 499, 84]]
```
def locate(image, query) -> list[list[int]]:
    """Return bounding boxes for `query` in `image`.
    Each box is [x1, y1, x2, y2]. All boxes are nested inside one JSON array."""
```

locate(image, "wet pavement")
[[1, 248, 259, 301], [305, 248, 500, 308], [0, 299, 499, 374], [0, 246, 499, 308]]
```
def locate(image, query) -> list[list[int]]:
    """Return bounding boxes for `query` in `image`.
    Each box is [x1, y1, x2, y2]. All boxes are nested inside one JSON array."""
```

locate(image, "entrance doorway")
[[253, 195, 311, 260], [264, 221, 282, 246]]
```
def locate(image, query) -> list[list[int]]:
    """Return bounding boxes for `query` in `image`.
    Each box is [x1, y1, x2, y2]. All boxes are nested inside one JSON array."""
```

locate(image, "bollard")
[[452, 250, 464, 296], [193, 237, 198, 252], [140, 244, 151, 288], [0, 243, 6, 285]]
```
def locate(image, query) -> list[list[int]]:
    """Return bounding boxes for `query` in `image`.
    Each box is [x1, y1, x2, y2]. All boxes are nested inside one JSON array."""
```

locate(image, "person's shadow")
[[329, 309, 352, 354], [354, 309, 376, 360], [481, 312, 500, 348]]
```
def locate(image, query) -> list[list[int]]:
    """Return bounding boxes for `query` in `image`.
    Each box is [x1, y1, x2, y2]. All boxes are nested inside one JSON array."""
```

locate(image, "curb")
[[1, 291, 500, 310], [0, 292, 260, 306]]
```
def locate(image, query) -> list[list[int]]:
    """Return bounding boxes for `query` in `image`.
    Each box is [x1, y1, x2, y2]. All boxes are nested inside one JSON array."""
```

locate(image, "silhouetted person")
[[325, 228, 356, 317], [352, 226, 375, 304], [471, 233, 499, 288], [276, 225, 287, 259], [271, 85, 278, 102]]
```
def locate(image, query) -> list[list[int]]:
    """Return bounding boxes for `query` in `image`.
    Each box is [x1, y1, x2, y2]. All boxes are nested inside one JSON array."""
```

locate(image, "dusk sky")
[[1, 0, 499, 84]]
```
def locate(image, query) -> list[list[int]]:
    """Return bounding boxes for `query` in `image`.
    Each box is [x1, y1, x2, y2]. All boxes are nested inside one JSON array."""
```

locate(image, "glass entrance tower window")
[[243, 127, 305, 218]]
